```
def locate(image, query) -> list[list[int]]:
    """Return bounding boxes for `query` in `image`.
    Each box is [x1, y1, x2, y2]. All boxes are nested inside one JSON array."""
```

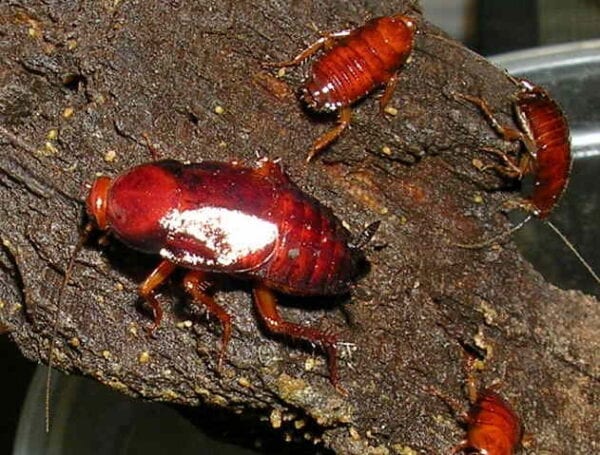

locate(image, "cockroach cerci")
[[264, 14, 416, 161], [455, 77, 600, 285], [83, 158, 378, 390]]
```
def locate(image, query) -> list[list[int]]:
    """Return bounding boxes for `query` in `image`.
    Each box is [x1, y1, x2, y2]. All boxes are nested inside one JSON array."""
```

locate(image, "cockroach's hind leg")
[[253, 285, 342, 391]]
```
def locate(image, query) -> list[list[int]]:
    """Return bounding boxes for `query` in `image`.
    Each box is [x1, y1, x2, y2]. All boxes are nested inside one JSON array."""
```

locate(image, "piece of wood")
[[0, 1, 597, 453]]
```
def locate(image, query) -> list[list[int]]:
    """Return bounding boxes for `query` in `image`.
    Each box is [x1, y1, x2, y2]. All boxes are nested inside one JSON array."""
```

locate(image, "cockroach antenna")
[[545, 220, 600, 285], [455, 215, 600, 287], [45, 222, 93, 433], [454, 215, 533, 250]]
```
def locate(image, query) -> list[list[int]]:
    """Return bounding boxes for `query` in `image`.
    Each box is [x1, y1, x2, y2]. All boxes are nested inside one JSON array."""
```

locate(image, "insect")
[[455, 77, 600, 285], [264, 14, 416, 161], [427, 354, 523, 455], [83, 157, 378, 392], [453, 388, 523, 455], [455, 77, 571, 219]]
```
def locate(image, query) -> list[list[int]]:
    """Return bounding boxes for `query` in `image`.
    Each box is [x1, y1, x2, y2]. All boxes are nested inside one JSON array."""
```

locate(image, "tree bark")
[[0, 1, 598, 453]]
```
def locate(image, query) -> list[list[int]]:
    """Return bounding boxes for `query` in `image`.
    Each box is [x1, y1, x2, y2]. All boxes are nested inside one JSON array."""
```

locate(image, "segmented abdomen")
[[259, 188, 357, 295], [519, 92, 571, 219], [467, 391, 522, 455], [305, 16, 415, 111]]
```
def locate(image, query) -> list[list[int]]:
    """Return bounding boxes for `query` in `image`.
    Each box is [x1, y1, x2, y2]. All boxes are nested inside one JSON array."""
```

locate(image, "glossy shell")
[[303, 15, 415, 112], [463, 390, 522, 455], [516, 79, 572, 219], [93, 159, 360, 295]]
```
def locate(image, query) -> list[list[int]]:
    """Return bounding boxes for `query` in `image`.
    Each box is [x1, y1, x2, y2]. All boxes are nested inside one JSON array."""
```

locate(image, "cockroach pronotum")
[[455, 77, 600, 286], [264, 14, 416, 161], [45, 157, 379, 429]]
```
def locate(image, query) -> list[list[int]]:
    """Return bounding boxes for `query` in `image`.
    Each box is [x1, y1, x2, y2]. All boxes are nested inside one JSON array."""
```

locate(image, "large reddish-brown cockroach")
[[455, 77, 600, 286], [264, 14, 416, 161], [48, 157, 378, 418]]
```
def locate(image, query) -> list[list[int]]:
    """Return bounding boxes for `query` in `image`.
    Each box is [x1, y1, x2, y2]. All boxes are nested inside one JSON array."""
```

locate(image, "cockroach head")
[[86, 176, 112, 231], [393, 14, 417, 33], [300, 86, 339, 113]]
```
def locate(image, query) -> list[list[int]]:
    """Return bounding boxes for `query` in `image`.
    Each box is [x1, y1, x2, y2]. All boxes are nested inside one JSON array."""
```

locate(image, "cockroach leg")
[[454, 92, 538, 159], [477, 146, 524, 179], [252, 284, 342, 391], [379, 72, 400, 115], [183, 270, 232, 370], [424, 384, 468, 420], [142, 132, 160, 161], [307, 106, 352, 162], [454, 93, 523, 141], [138, 260, 177, 334], [263, 30, 351, 68]]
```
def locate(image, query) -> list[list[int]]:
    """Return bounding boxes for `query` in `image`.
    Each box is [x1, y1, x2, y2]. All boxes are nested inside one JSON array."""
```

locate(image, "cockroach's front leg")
[[138, 260, 177, 334], [453, 93, 524, 142], [453, 92, 538, 160], [379, 72, 400, 115], [476, 146, 524, 179], [263, 30, 351, 68]]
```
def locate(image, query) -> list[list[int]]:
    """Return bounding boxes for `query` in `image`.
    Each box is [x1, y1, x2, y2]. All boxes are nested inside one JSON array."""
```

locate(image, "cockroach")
[[43, 157, 378, 429], [455, 77, 600, 285], [452, 388, 523, 455], [264, 14, 416, 161], [428, 357, 522, 455], [455, 78, 570, 219], [61, 157, 377, 392]]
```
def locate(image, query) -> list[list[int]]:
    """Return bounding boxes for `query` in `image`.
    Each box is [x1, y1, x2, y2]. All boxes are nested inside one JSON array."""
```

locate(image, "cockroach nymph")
[[265, 14, 416, 161], [455, 77, 599, 286]]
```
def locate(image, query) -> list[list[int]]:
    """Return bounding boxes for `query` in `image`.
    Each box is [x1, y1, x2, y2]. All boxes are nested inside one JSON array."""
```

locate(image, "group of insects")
[[3, 8, 597, 455]]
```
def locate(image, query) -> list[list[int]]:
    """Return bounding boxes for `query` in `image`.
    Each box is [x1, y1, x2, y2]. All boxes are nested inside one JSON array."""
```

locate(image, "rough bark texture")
[[0, 1, 598, 453]]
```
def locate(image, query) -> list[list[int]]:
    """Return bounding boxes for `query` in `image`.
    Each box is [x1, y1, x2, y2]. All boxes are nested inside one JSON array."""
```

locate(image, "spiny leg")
[[142, 132, 160, 161], [453, 92, 525, 142], [477, 146, 524, 179], [183, 270, 232, 370], [424, 385, 468, 421], [454, 92, 539, 177], [138, 260, 177, 334], [307, 106, 352, 162], [263, 30, 351, 68], [252, 285, 341, 390]]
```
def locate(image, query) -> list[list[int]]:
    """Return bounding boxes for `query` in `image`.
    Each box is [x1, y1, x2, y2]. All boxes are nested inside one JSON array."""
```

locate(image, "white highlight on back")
[[160, 207, 278, 267]]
